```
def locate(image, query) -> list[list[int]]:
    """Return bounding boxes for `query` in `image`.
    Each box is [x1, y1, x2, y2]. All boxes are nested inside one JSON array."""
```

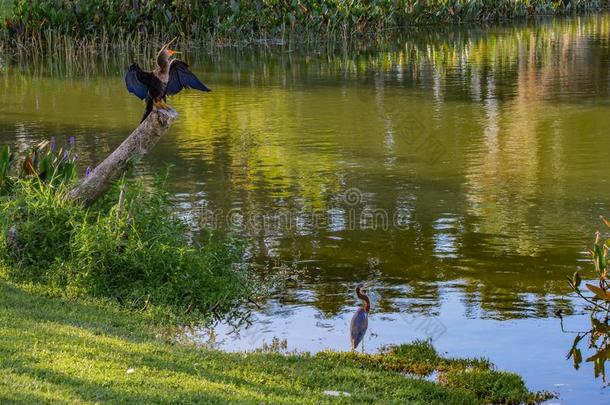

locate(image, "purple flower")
[[69, 136, 76, 146], [85, 167, 92, 178], [62, 150, 69, 161], [50, 136, 56, 151], [74, 154, 80, 161]]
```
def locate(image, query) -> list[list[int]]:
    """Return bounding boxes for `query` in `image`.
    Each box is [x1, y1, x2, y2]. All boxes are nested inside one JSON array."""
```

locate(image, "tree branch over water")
[[68, 108, 178, 206]]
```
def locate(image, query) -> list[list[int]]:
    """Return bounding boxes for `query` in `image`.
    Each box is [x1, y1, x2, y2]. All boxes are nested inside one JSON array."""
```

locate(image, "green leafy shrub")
[[0, 174, 254, 321]]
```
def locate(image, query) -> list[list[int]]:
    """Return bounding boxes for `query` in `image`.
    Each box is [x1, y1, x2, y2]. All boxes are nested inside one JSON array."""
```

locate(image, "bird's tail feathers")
[[141, 98, 153, 123]]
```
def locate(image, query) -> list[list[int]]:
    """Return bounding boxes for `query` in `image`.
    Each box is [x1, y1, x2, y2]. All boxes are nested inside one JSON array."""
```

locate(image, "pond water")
[[2, 13, 610, 404]]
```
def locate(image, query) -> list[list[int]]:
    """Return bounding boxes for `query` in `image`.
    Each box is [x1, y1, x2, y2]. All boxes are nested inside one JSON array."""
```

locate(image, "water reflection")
[[2, 15, 609, 318]]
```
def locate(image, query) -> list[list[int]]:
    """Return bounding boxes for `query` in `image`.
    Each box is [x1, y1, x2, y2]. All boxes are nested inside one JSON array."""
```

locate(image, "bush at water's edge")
[[0, 174, 257, 323]]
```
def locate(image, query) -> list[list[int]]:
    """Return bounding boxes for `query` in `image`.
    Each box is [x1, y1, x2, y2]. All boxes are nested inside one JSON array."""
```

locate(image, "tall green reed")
[[2, 0, 604, 54]]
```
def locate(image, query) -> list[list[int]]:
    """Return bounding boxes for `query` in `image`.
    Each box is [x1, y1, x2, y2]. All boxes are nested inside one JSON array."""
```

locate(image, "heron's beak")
[[362, 281, 374, 289], [167, 49, 180, 56]]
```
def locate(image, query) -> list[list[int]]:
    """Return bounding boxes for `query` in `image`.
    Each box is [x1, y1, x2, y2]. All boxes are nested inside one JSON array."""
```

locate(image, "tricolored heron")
[[124, 38, 211, 122], [350, 282, 373, 352]]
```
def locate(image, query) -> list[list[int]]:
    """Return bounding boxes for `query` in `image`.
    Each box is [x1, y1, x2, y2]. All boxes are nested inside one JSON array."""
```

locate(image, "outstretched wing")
[[125, 64, 154, 100], [167, 60, 211, 95]]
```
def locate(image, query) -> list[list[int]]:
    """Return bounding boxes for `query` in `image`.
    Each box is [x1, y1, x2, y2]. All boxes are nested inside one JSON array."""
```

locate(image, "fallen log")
[[69, 108, 178, 206]]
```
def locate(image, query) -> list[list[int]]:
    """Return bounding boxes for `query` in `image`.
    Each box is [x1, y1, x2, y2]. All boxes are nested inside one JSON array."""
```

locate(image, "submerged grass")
[[0, 279, 552, 404]]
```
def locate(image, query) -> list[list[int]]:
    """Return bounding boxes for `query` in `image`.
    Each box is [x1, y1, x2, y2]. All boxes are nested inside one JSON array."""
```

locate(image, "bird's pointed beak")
[[162, 37, 177, 50], [362, 281, 374, 289], [167, 49, 180, 56]]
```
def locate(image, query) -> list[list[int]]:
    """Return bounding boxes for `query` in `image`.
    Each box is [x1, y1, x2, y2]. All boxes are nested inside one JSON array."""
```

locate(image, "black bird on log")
[[125, 38, 211, 122]]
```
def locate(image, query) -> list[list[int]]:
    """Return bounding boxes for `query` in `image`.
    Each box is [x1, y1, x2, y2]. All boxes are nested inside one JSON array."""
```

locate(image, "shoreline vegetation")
[[0, 141, 262, 324], [0, 0, 606, 52], [0, 279, 553, 404]]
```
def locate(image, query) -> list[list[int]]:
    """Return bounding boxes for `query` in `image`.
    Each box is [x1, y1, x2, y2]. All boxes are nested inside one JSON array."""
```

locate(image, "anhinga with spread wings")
[[124, 39, 210, 122]]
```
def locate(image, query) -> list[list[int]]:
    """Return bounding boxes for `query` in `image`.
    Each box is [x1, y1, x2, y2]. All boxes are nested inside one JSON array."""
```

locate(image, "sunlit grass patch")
[[317, 340, 489, 376], [317, 340, 553, 404], [440, 369, 554, 405]]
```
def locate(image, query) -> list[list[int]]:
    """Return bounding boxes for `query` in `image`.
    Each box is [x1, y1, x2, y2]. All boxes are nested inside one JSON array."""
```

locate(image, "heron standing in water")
[[350, 282, 373, 352], [124, 38, 211, 123]]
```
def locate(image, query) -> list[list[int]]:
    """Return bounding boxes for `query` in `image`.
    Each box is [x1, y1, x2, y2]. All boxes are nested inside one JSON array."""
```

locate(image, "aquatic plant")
[[564, 218, 610, 385], [0, 138, 78, 195], [568, 220, 610, 315], [3, 0, 605, 50], [565, 315, 610, 386]]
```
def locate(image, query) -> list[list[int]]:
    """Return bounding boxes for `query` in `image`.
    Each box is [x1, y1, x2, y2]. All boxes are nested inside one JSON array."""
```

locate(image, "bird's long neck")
[[356, 287, 370, 312], [157, 53, 171, 74], [158, 60, 170, 74]]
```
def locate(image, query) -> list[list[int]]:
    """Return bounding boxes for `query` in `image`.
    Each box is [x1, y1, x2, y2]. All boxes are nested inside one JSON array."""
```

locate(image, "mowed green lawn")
[[0, 277, 550, 404]]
